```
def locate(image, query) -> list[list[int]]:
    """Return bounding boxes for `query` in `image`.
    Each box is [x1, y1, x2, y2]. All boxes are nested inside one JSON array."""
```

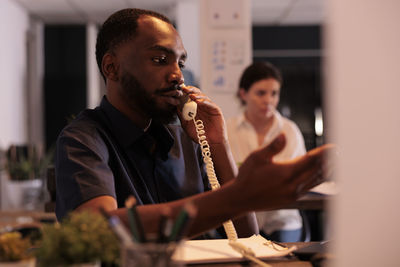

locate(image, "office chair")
[[44, 166, 56, 212], [300, 210, 311, 242]]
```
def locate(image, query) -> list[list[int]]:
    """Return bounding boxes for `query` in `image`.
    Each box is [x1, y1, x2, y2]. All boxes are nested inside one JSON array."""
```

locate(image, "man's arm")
[[76, 181, 247, 238], [178, 86, 258, 237], [76, 134, 335, 239], [206, 141, 258, 237]]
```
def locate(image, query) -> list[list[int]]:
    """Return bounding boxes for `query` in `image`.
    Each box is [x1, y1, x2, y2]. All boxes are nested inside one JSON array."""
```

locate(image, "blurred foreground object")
[[35, 211, 120, 267], [0, 231, 35, 265]]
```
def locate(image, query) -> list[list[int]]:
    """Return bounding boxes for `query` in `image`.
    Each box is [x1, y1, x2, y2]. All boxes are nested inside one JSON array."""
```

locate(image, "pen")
[[100, 208, 133, 246], [125, 196, 146, 243], [157, 207, 171, 243], [125, 197, 140, 243], [168, 202, 197, 242]]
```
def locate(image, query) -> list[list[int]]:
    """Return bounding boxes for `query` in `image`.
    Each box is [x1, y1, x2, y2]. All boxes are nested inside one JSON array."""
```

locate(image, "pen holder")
[[121, 242, 183, 267]]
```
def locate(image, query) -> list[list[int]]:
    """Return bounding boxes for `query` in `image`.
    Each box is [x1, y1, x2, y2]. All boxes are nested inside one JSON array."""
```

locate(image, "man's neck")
[[106, 93, 151, 130]]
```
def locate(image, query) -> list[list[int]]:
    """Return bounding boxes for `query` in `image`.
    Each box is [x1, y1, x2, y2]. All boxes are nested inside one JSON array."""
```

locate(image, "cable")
[[192, 118, 272, 266]]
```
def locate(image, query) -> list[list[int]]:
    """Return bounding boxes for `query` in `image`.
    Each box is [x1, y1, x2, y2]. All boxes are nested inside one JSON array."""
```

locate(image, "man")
[[55, 8, 333, 239]]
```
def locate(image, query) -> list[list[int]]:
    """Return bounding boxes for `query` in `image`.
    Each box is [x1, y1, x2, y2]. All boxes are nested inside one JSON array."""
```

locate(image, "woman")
[[227, 62, 306, 242]]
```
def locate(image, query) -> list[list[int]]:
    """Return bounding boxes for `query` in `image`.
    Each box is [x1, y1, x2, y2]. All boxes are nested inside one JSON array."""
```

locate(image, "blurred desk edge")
[[0, 211, 56, 229], [284, 193, 334, 210]]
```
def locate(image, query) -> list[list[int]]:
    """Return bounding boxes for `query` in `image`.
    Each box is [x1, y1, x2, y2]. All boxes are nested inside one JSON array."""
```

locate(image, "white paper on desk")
[[310, 181, 339, 195], [172, 234, 296, 264]]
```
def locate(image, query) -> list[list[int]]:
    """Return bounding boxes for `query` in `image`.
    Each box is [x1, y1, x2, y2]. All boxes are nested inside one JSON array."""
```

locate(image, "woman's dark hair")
[[237, 62, 283, 105], [95, 8, 172, 82]]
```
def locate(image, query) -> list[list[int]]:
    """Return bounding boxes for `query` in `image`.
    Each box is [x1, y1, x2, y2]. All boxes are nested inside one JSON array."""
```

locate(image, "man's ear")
[[102, 53, 119, 82]]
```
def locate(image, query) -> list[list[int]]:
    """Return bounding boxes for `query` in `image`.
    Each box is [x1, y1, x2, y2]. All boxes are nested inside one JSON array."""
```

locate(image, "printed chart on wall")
[[210, 38, 247, 93]]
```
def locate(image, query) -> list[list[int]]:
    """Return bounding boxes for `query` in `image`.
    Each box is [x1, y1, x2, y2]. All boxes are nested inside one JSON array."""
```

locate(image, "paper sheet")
[[309, 181, 339, 195], [172, 234, 296, 264]]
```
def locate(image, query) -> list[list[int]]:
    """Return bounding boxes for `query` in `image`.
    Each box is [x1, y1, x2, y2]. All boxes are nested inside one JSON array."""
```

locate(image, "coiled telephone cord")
[[193, 118, 271, 267]]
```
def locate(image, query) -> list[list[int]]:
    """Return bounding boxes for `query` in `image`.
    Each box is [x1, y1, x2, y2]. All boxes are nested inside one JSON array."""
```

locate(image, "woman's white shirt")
[[227, 110, 306, 233]]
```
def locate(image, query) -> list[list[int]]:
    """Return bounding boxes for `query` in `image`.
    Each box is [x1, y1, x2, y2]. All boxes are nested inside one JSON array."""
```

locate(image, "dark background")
[[44, 25, 87, 150], [253, 25, 323, 151]]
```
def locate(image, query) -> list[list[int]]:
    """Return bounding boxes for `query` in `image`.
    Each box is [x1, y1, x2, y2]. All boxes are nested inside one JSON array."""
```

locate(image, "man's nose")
[[168, 64, 184, 85]]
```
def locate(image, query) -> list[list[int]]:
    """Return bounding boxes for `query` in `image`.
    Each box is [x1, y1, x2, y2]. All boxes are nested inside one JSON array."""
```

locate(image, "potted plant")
[[1, 144, 53, 210], [0, 231, 35, 267], [35, 211, 120, 267]]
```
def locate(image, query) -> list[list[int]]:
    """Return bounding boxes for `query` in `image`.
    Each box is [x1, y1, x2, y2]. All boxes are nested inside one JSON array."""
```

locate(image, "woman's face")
[[239, 78, 281, 120]]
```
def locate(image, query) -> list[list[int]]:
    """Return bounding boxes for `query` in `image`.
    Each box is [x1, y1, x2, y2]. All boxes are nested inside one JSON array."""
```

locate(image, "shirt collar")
[[147, 122, 174, 159], [99, 96, 174, 155], [236, 109, 283, 132], [99, 96, 143, 147], [235, 112, 248, 128]]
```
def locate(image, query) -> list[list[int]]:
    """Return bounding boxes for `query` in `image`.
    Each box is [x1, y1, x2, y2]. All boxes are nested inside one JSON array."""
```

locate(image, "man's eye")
[[179, 61, 186, 69], [152, 56, 167, 64]]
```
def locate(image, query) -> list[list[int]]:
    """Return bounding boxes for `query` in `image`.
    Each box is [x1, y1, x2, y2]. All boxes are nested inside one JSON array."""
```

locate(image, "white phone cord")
[[193, 118, 271, 267], [193, 119, 237, 240]]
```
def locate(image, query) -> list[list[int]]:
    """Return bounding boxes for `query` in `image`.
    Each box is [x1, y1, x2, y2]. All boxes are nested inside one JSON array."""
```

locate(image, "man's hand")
[[177, 86, 227, 145], [234, 133, 336, 211]]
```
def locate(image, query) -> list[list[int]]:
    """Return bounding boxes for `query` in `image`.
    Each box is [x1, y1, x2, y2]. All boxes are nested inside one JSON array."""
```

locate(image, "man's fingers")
[[293, 145, 336, 191], [182, 85, 201, 96], [256, 133, 286, 163], [309, 143, 337, 181], [295, 165, 325, 197], [238, 134, 286, 176]]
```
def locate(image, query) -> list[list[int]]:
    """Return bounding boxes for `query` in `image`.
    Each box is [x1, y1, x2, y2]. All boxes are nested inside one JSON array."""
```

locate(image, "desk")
[[0, 211, 56, 229], [199, 261, 311, 266], [195, 242, 316, 267], [284, 193, 332, 210], [0, 214, 319, 267], [280, 194, 333, 241]]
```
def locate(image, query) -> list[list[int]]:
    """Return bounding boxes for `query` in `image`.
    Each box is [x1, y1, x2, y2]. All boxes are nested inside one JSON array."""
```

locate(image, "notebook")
[[172, 234, 296, 264]]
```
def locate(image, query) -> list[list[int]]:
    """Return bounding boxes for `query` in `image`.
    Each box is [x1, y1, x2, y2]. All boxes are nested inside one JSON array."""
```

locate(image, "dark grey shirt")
[[55, 97, 208, 220]]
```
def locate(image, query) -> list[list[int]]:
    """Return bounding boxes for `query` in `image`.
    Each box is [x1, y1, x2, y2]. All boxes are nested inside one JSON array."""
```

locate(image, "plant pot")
[[4, 179, 42, 210], [0, 258, 35, 267]]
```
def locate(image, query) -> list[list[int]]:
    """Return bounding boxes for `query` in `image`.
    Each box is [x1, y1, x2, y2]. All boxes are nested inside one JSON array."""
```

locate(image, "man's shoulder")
[[58, 109, 107, 141]]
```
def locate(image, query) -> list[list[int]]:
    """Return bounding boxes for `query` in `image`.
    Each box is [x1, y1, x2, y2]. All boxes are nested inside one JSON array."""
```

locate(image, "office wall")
[[199, 0, 252, 120], [0, 0, 29, 148], [327, 0, 400, 266]]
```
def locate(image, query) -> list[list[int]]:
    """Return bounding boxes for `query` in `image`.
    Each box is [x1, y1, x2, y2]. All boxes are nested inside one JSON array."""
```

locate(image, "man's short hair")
[[95, 8, 172, 82]]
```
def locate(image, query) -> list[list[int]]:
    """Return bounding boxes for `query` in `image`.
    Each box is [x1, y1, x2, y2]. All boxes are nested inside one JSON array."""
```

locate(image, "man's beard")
[[120, 71, 178, 124]]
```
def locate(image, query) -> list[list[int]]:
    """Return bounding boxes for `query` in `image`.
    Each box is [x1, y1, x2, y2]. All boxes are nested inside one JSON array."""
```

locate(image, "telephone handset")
[[181, 97, 197, 121], [180, 85, 266, 265]]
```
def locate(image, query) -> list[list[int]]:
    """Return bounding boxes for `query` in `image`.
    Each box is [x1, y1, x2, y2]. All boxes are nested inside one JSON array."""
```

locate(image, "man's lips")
[[159, 89, 184, 106], [160, 89, 183, 98]]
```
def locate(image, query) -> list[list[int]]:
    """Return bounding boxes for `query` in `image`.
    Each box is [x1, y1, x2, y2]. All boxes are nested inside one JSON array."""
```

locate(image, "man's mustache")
[[155, 85, 182, 94]]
